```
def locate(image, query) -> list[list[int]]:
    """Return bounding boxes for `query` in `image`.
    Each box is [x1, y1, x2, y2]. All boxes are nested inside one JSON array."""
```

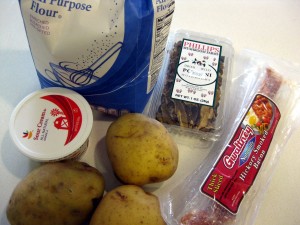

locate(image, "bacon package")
[[159, 50, 300, 225]]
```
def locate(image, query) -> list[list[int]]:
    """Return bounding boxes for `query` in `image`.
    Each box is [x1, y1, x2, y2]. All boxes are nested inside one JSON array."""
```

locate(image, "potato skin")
[[106, 113, 179, 186], [6, 161, 105, 225], [90, 185, 166, 225]]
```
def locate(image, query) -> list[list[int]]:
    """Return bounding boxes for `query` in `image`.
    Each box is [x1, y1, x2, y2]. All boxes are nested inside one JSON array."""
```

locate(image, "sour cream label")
[[9, 88, 93, 161], [200, 94, 281, 214], [171, 39, 222, 107]]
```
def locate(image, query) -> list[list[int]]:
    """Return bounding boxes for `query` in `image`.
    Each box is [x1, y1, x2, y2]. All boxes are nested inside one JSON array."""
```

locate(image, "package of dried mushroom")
[[148, 30, 234, 141]]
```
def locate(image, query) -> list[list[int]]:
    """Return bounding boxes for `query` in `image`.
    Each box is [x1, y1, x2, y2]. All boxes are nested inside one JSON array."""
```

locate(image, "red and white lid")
[[9, 87, 93, 161]]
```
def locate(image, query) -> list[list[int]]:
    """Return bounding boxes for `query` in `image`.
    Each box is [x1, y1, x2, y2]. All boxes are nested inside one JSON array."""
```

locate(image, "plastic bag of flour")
[[19, 0, 175, 115], [159, 49, 300, 225]]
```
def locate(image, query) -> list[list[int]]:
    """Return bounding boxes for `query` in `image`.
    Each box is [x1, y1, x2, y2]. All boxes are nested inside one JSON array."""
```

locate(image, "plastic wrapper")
[[159, 49, 300, 225], [148, 30, 234, 141]]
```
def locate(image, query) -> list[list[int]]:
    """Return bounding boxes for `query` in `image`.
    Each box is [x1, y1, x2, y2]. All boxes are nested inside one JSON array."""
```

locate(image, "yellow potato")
[[106, 113, 179, 186], [90, 185, 166, 225], [7, 161, 105, 225]]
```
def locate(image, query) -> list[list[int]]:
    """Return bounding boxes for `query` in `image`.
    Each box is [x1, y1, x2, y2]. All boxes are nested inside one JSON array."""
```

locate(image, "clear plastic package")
[[148, 30, 234, 141], [158, 49, 300, 225]]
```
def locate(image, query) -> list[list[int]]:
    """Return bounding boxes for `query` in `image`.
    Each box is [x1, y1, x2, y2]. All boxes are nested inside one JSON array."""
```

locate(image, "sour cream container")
[[9, 87, 93, 162]]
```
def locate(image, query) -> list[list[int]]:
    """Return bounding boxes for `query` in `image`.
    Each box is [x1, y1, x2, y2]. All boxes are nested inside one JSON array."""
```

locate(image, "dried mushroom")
[[156, 40, 225, 132]]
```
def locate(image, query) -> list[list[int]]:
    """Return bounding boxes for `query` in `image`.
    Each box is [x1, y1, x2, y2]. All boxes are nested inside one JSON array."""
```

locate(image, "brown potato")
[[6, 161, 105, 225], [106, 113, 179, 186], [90, 185, 166, 225]]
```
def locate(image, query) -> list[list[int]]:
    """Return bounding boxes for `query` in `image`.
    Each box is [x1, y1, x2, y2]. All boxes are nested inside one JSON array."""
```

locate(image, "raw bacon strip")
[[259, 68, 282, 99], [181, 203, 235, 225]]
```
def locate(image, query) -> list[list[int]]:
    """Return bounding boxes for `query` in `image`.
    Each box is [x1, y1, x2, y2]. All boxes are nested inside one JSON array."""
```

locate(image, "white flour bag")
[[19, 0, 175, 115]]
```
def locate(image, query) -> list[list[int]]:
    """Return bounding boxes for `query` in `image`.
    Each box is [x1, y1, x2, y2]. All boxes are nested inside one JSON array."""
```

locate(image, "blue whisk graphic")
[[45, 42, 123, 87], [69, 42, 123, 85]]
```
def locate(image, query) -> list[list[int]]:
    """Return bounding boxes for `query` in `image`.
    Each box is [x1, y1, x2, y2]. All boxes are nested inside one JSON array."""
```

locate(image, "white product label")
[[148, 0, 175, 93], [171, 39, 222, 107]]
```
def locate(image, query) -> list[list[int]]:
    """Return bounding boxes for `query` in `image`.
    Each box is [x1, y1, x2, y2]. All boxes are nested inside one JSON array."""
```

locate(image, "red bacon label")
[[201, 94, 281, 214]]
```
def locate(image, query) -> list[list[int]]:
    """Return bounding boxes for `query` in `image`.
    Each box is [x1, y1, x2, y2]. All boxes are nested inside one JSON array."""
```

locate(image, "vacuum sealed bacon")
[[159, 50, 300, 225], [200, 68, 282, 215]]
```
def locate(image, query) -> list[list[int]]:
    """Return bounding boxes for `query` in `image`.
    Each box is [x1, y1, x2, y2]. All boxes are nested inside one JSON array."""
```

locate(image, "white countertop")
[[1, 0, 300, 224]]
